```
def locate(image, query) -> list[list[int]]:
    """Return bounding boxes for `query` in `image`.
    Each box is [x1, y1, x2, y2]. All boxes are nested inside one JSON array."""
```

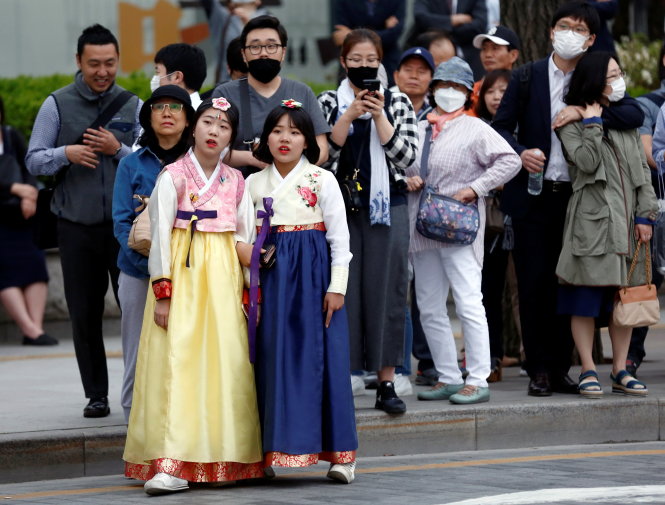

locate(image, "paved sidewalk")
[[2, 323, 665, 484]]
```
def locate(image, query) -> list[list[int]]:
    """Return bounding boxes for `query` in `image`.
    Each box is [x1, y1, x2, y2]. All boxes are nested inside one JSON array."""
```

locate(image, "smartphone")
[[362, 79, 381, 93]]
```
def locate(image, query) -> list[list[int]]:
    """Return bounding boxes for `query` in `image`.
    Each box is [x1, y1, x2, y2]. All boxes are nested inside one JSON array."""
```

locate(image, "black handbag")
[[337, 132, 367, 213]]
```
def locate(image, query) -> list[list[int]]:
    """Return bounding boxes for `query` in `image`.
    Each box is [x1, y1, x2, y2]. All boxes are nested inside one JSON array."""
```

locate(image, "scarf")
[[336, 78, 391, 226], [426, 108, 465, 140]]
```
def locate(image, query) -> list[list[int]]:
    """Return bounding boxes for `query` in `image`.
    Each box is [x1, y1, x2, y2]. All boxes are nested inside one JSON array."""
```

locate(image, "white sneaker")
[[144, 472, 189, 495], [327, 461, 356, 484], [394, 374, 413, 396], [351, 375, 365, 396]]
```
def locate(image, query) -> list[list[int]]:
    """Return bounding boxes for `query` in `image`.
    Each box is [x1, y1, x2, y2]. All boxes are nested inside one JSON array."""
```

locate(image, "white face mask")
[[552, 30, 589, 60], [606, 77, 626, 102], [434, 87, 467, 113], [149, 71, 176, 93]]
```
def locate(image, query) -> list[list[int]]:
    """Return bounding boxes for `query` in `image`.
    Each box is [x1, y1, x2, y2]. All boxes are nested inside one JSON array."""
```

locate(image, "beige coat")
[[555, 120, 658, 287]]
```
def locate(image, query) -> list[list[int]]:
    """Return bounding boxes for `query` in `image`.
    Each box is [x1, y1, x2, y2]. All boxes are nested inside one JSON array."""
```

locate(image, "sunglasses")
[[150, 103, 184, 113]]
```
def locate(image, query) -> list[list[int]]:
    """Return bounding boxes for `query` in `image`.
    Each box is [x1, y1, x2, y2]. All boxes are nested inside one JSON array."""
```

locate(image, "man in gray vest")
[[26, 24, 141, 418]]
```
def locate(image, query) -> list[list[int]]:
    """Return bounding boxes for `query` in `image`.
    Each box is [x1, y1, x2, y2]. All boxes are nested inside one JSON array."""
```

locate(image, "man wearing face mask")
[[150, 43, 207, 110], [212, 15, 330, 177], [492, 1, 645, 398]]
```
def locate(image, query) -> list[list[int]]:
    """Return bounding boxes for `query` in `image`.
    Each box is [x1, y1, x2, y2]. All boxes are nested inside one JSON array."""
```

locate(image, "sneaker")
[[144, 472, 189, 495], [417, 382, 463, 401], [519, 367, 528, 377], [351, 375, 365, 396], [415, 368, 438, 386], [327, 461, 356, 484], [393, 374, 413, 396], [375, 381, 406, 414], [449, 384, 490, 404], [364, 372, 379, 390]]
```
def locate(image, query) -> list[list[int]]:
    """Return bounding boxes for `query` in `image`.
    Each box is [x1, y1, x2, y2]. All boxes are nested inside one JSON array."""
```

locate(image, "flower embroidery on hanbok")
[[295, 170, 322, 210]]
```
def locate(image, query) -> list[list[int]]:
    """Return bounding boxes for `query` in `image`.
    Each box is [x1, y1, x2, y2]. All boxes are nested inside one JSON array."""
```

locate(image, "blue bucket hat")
[[431, 56, 475, 91]]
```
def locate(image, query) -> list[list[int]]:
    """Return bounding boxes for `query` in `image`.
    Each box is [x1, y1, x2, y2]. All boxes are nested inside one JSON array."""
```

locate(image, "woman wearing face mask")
[[406, 57, 520, 405], [318, 28, 418, 414], [555, 52, 658, 399]]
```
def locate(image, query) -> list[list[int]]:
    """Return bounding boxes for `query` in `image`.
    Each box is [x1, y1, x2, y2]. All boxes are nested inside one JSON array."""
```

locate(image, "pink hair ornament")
[[212, 97, 231, 111], [281, 99, 302, 109]]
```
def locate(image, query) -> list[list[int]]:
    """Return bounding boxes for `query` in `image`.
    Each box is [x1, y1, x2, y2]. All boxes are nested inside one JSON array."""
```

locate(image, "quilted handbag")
[[128, 194, 151, 257], [613, 241, 660, 328], [415, 124, 479, 245]]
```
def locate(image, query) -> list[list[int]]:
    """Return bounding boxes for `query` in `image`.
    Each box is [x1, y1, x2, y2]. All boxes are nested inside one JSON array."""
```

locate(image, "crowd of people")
[[0, 0, 662, 496]]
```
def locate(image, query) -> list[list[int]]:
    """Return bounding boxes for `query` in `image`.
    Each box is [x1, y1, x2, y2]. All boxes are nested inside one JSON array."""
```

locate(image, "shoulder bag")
[[128, 194, 151, 256], [613, 241, 660, 328], [415, 124, 480, 245]]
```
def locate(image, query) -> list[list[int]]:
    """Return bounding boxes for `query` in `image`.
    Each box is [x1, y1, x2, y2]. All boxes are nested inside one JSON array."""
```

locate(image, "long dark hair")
[[253, 106, 320, 165], [565, 51, 613, 106], [476, 69, 512, 121]]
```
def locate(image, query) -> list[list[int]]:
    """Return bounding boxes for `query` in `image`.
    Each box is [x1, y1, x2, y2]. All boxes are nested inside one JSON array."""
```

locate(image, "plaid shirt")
[[317, 89, 418, 182]]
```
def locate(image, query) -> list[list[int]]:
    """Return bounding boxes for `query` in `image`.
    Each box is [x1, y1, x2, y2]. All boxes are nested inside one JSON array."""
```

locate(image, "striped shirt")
[[407, 114, 521, 265]]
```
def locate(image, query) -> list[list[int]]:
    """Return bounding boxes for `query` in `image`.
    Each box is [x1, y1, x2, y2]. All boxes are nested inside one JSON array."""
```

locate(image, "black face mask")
[[346, 66, 379, 89], [247, 58, 281, 83]]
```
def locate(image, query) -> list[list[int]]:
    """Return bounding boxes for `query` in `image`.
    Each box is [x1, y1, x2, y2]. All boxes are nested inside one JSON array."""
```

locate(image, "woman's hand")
[[363, 91, 385, 120], [342, 89, 372, 121], [236, 241, 254, 267], [11, 183, 38, 219], [581, 102, 602, 119], [323, 292, 344, 328], [406, 176, 424, 192], [635, 223, 653, 243], [452, 187, 478, 204], [154, 299, 170, 330]]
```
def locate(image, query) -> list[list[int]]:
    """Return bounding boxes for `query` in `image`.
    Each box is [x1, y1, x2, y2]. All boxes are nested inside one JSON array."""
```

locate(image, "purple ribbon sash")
[[248, 197, 273, 363], [175, 209, 217, 267]]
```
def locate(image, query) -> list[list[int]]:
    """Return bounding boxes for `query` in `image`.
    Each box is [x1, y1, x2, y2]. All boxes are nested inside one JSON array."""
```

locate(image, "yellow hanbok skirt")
[[123, 228, 263, 482]]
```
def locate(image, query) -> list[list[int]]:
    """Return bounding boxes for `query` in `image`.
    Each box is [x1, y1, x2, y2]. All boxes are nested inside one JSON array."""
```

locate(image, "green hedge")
[[0, 72, 335, 141]]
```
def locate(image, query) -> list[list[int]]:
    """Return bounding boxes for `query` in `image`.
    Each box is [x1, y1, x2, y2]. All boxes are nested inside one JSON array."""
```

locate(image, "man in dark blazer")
[[492, 1, 644, 397], [406, 0, 487, 80]]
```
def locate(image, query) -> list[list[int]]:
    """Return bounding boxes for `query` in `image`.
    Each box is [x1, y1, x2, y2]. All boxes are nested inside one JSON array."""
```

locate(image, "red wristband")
[[152, 278, 172, 300]]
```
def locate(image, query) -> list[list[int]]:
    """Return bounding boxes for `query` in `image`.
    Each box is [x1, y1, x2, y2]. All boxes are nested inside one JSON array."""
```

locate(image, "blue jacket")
[[492, 56, 645, 219], [112, 147, 162, 278]]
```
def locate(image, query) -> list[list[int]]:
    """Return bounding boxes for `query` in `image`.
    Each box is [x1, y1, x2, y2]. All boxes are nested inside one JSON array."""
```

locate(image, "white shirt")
[[545, 54, 574, 182]]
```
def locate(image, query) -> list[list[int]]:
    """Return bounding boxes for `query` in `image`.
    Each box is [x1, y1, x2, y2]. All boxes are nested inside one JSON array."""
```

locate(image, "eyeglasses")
[[554, 22, 590, 36], [345, 57, 380, 66], [150, 103, 184, 113], [244, 43, 283, 55], [606, 71, 626, 83]]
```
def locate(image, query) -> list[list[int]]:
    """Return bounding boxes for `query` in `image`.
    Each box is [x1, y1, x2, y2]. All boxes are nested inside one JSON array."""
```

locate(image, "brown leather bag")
[[613, 241, 660, 328], [128, 194, 151, 257]]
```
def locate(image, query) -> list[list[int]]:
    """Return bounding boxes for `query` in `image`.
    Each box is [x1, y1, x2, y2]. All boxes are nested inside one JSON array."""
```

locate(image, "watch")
[[113, 144, 123, 156]]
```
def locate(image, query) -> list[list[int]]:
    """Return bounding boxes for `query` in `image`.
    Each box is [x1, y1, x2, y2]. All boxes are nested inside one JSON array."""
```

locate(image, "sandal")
[[610, 370, 648, 396], [578, 370, 603, 399]]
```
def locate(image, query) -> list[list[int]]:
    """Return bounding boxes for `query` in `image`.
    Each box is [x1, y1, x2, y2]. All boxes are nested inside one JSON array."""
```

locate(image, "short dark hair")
[[191, 98, 240, 152], [227, 37, 248, 75], [414, 30, 458, 55], [241, 15, 288, 48], [155, 43, 207, 91], [340, 28, 383, 61], [253, 106, 320, 165], [565, 51, 613, 106], [551, 1, 601, 36], [475, 69, 512, 121], [659, 40, 665, 82], [77, 24, 118, 56]]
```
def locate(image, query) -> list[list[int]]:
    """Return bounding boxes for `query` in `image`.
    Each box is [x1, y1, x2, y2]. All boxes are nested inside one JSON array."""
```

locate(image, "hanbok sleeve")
[[148, 171, 177, 298], [234, 182, 256, 287], [319, 170, 352, 295]]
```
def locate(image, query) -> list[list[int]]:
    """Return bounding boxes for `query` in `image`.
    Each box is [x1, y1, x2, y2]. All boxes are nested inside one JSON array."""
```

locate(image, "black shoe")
[[83, 397, 110, 418], [375, 381, 407, 414], [415, 367, 438, 386], [22, 334, 59, 346], [527, 373, 552, 397], [550, 373, 579, 394]]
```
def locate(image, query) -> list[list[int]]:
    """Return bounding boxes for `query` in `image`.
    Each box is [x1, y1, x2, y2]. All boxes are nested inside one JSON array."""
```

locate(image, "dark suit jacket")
[[492, 55, 645, 219], [407, 0, 487, 79]]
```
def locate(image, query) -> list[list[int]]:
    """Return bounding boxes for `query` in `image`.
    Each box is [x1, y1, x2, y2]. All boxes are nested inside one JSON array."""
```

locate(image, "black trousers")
[[482, 233, 509, 360], [57, 218, 120, 399], [511, 185, 574, 379]]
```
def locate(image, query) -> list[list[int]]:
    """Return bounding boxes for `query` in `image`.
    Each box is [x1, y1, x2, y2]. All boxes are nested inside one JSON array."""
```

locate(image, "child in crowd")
[[246, 100, 358, 483], [123, 97, 263, 495]]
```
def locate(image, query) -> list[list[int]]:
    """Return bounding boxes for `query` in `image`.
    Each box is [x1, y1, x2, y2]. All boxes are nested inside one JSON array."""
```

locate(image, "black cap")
[[472, 26, 521, 51], [139, 84, 195, 130]]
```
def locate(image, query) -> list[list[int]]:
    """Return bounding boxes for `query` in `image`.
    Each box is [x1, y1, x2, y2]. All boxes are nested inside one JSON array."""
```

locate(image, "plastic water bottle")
[[527, 149, 544, 196]]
